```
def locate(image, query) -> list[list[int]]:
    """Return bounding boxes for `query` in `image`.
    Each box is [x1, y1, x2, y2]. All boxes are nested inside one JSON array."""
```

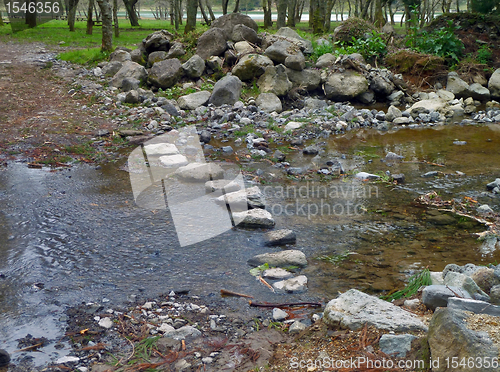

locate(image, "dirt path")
[[0, 41, 114, 165]]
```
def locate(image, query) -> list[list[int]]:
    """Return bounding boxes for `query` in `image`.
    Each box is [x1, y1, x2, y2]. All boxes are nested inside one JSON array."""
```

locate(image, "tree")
[[471, 0, 499, 13], [262, 0, 272, 28], [86, 0, 94, 34], [26, 1, 37, 27], [184, 0, 197, 33], [310, 0, 326, 33], [277, 0, 287, 28], [113, 0, 119, 37], [68, 0, 79, 31], [123, 0, 140, 26], [96, 0, 113, 51]]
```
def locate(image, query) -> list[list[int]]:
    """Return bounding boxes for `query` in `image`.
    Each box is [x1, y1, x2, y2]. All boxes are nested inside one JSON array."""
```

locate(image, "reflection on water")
[[0, 123, 499, 364]]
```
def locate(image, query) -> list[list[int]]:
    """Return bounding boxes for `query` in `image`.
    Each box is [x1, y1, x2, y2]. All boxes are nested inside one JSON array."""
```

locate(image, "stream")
[[1, 121, 500, 365]]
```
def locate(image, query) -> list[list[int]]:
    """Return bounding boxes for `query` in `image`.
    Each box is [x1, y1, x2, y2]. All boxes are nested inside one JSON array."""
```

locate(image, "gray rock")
[[490, 285, 500, 305], [231, 23, 259, 44], [324, 289, 427, 332], [477, 204, 494, 214], [163, 325, 202, 340], [262, 268, 293, 280], [379, 334, 416, 358], [130, 48, 146, 65], [234, 40, 254, 55], [148, 51, 168, 67], [385, 105, 402, 122], [391, 174, 405, 184], [304, 98, 327, 111], [215, 186, 265, 209], [316, 53, 336, 68], [110, 61, 147, 88], [428, 308, 499, 372], [182, 55, 205, 78], [272, 308, 288, 321], [178, 91, 211, 110], [98, 317, 113, 328], [124, 90, 140, 104], [257, 64, 292, 97], [471, 267, 500, 294], [121, 78, 140, 92], [148, 59, 183, 89], [446, 72, 469, 98], [355, 172, 380, 180], [264, 229, 296, 246], [467, 82, 490, 101], [205, 179, 241, 193], [221, 145, 233, 154], [357, 90, 375, 104], [196, 28, 228, 60], [422, 285, 472, 310], [166, 42, 186, 59], [385, 152, 403, 161], [159, 154, 189, 167], [422, 171, 439, 177], [488, 68, 500, 99], [102, 61, 123, 76], [444, 271, 490, 299], [256, 93, 282, 113], [232, 54, 274, 81], [286, 68, 322, 91], [248, 250, 307, 267], [288, 320, 307, 333], [0, 349, 10, 367], [209, 75, 242, 106], [448, 297, 500, 317], [174, 163, 224, 182], [233, 208, 275, 228], [264, 40, 294, 64], [370, 75, 395, 96], [387, 90, 404, 103], [275, 27, 313, 54], [486, 178, 500, 190], [393, 117, 410, 125], [110, 49, 131, 63], [210, 12, 258, 39], [284, 52, 306, 71], [143, 30, 173, 53], [206, 56, 223, 72], [324, 71, 369, 101], [303, 146, 319, 155], [273, 275, 308, 292]]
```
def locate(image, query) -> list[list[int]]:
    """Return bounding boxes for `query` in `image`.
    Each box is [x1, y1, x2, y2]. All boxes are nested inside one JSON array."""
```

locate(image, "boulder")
[[286, 68, 322, 91], [130, 48, 146, 65], [182, 54, 205, 78], [323, 71, 369, 101], [273, 275, 308, 292], [284, 52, 306, 71], [109, 49, 131, 63], [448, 297, 500, 317], [304, 98, 327, 111], [379, 334, 416, 358], [206, 56, 223, 72], [385, 105, 402, 122], [215, 186, 265, 209], [148, 59, 183, 89], [110, 61, 147, 88], [410, 98, 447, 116], [263, 229, 296, 246], [437, 89, 455, 101], [177, 91, 211, 110], [264, 40, 296, 64], [256, 93, 282, 113], [324, 289, 428, 332], [174, 163, 224, 182], [446, 72, 469, 98], [316, 53, 336, 68], [422, 285, 472, 310], [209, 75, 242, 106], [159, 154, 189, 167], [124, 90, 140, 104], [370, 75, 395, 96], [467, 82, 490, 101], [234, 41, 254, 55], [0, 349, 10, 368], [231, 23, 259, 44], [488, 68, 500, 99], [143, 30, 174, 54], [210, 13, 258, 40], [196, 28, 228, 60], [121, 78, 140, 92], [166, 42, 186, 59], [444, 271, 490, 300], [233, 208, 275, 228], [257, 65, 292, 96], [471, 267, 500, 294], [232, 54, 274, 81], [248, 250, 307, 267], [148, 51, 168, 67], [428, 308, 499, 372], [102, 61, 123, 77], [275, 27, 313, 54], [205, 179, 240, 193]]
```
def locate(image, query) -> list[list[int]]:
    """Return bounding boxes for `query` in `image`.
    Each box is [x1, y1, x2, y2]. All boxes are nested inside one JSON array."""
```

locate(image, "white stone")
[[56, 356, 80, 364], [284, 121, 303, 131], [273, 308, 288, 321], [273, 275, 308, 292], [98, 317, 113, 329], [159, 154, 189, 167]]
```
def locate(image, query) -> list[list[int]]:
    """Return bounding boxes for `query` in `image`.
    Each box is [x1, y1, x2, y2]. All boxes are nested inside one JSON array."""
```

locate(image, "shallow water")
[[0, 122, 499, 365]]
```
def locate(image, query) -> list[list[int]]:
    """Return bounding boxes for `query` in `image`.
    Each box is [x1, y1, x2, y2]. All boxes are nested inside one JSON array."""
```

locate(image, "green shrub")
[[311, 40, 334, 61], [332, 17, 376, 46], [476, 44, 493, 64]]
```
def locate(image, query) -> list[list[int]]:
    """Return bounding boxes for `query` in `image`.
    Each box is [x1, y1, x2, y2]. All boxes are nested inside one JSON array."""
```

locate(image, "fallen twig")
[[258, 276, 275, 292], [249, 301, 322, 308], [13, 342, 44, 353], [220, 289, 254, 298]]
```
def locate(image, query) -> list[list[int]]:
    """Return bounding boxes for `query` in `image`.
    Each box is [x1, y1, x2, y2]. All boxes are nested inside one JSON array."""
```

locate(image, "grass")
[[58, 48, 111, 65], [381, 268, 432, 302], [316, 251, 352, 265]]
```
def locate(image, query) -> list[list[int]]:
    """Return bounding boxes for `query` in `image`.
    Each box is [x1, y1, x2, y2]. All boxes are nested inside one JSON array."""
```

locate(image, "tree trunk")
[[295, 0, 305, 23], [360, 0, 373, 19], [199, 0, 210, 24], [262, 0, 272, 28], [184, 0, 197, 33], [113, 0, 119, 37], [277, 0, 287, 29], [26, 2, 37, 28], [222, 0, 229, 14], [388, 1, 394, 24], [373, 0, 384, 27], [0, 12, 4, 26], [123, 0, 139, 26], [86, 0, 94, 34], [206, 0, 215, 21], [174, 0, 180, 29], [286, 0, 296, 27], [310, 0, 325, 34], [170, 0, 174, 24], [96, 0, 113, 52], [233, 0, 240, 12], [324, 0, 336, 32], [68, 0, 79, 31]]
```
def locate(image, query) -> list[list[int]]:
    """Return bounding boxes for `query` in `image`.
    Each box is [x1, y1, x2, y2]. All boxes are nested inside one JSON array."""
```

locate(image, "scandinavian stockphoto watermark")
[[127, 125, 378, 246]]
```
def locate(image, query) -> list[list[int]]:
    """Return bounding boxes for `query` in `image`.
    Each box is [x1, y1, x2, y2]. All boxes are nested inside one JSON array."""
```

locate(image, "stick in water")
[[220, 289, 254, 298]]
